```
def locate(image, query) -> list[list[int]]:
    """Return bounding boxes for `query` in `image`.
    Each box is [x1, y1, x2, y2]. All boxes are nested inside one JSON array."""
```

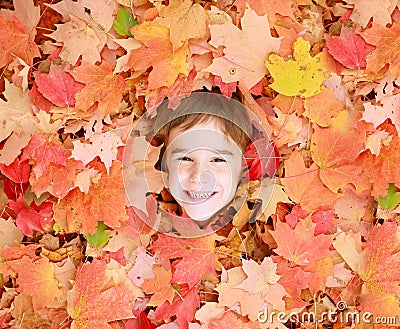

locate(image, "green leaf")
[[113, 6, 137, 37], [86, 221, 110, 248], [378, 183, 400, 210]]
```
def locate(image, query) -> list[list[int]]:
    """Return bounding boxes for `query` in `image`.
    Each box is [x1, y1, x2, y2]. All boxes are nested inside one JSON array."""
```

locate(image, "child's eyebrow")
[[171, 148, 235, 156]]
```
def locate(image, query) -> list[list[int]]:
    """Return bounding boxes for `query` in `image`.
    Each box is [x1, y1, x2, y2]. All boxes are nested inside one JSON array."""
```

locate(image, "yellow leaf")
[[266, 37, 329, 98]]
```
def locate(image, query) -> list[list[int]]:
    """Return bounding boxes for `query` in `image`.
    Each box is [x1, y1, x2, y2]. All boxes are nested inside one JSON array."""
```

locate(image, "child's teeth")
[[189, 191, 212, 199]]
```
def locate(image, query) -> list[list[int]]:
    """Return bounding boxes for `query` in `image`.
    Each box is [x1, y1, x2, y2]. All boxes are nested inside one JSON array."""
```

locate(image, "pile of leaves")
[[1, 0, 400, 328]]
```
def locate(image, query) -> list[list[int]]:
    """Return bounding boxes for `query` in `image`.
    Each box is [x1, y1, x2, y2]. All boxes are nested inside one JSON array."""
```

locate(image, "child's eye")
[[211, 156, 226, 163], [179, 156, 192, 162]]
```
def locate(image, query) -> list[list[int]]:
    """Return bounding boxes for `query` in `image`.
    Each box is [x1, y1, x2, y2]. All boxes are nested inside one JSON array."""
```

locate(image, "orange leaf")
[[69, 61, 128, 117], [360, 23, 400, 78], [280, 150, 339, 211], [209, 310, 259, 329], [359, 221, 400, 317], [310, 111, 368, 192], [4, 256, 63, 310], [303, 88, 343, 127], [0, 16, 40, 68], [128, 23, 190, 90], [67, 259, 141, 328], [141, 265, 176, 307], [151, 234, 216, 287], [54, 160, 129, 234], [270, 217, 334, 266]]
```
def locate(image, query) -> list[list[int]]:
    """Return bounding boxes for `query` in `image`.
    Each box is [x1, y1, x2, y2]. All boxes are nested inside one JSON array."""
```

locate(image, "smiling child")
[[154, 93, 252, 227]]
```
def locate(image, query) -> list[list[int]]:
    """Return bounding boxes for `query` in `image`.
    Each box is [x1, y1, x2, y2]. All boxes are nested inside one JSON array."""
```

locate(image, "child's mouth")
[[186, 191, 217, 200]]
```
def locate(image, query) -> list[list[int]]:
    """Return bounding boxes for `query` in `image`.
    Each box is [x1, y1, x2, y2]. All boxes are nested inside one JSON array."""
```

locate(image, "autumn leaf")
[[360, 23, 400, 78], [266, 37, 329, 97], [206, 7, 280, 89], [128, 22, 190, 90], [22, 134, 68, 178], [155, 0, 209, 51], [280, 150, 340, 211], [113, 5, 137, 37], [270, 217, 334, 266], [326, 26, 375, 69], [2, 255, 63, 310], [378, 183, 400, 210], [310, 110, 368, 193], [154, 285, 200, 329], [151, 234, 216, 287], [0, 15, 40, 68], [67, 259, 143, 329], [53, 160, 129, 235], [141, 265, 176, 307], [208, 310, 259, 329], [358, 221, 400, 316], [345, 0, 396, 27], [69, 61, 128, 117], [303, 88, 343, 127], [33, 62, 85, 107]]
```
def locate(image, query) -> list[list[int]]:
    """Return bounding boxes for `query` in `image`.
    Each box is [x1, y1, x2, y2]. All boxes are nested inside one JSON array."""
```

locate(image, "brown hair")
[[153, 93, 252, 152]]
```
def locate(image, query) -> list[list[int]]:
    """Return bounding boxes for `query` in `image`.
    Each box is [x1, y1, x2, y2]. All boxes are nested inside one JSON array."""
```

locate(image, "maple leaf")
[[155, 0, 209, 51], [8, 196, 53, 237], [378, 183, 400, 210], [215, 266, 266, 320], [0, 156, 30, 183], [151, 234, 216, 288], [208, 310, 259, 329], [234, 0, 295, 26], [360, 23, 400, 78], [53, 160, 129, 235], [30, 157, 83, 199], [266, 37, 330, 97], [0, 81, 40, 165], [358, 221, 400, 316], [362, 94, 400, 134], [275, 256, 312, 308], [205, 7, 280, 89], [235, 258, 280, 297], [141, 265, 176, 307], [326, 26, 375, 69], [45, 0, 116, 65], [128, 22, 190, 90], [344, 0, 396, 27], [69, 61, 128, 117], [280, 150, 340, 211], [310, 110, 368, 193], [311, 208, 334, 235], [70, 131, 124, 174], [33, 63, 85, 107], [4, 255, 63, 310], [270, 217, 334, 266], [303, 88, 343, 127], [155, 285, 200, 329], [67, 259, 142, 329], [0, 15, 40, 68]]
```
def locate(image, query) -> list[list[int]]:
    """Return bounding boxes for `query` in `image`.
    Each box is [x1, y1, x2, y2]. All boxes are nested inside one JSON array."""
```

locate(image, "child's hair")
[[153, 93, 252, 152]]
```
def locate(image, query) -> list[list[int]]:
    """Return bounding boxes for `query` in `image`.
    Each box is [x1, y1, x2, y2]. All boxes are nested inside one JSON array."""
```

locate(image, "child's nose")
[[188, 166, 215, 187]]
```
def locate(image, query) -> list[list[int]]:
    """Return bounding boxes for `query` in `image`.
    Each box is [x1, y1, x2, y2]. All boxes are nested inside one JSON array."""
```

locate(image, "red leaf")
[[151, 234, 216, 288], [243, 138, 279, 179], [326, 26, 375, 69], [8, 196, 53, 237], [311, 208, 335, 235], [34, 63, 84, 107], [125, 312, 156, 329], [0, 157, 30, 183], [155, 285, 200, 329], [22, 134, 68, 177]]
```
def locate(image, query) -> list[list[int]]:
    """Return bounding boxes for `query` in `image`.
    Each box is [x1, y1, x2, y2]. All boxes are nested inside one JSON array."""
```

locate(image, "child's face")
[[163, 120, 243, 222]]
